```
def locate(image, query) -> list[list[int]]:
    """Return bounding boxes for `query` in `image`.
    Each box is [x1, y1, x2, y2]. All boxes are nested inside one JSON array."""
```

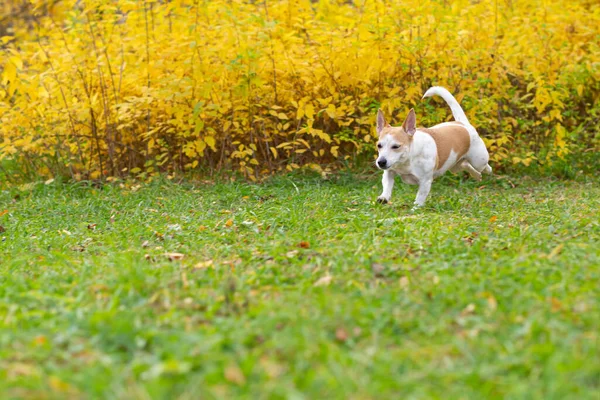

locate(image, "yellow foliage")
[[0, 0, 599, 179]]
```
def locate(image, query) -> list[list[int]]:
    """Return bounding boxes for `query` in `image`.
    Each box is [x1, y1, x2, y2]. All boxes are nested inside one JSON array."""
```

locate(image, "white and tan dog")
[[375, 86, 492, 206]]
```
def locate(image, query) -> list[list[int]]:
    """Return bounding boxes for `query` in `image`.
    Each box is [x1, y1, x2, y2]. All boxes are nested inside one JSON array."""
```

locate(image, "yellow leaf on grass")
[[314, 275, 332, 287], [224, 363, 246, 385], [165, 253, 185, 261], [194, 260, 213, 269], [548, 244, 563, 259]]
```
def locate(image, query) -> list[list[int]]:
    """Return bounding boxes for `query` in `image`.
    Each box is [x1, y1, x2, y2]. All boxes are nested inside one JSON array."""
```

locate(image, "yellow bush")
[[1, 0, 599, 180]]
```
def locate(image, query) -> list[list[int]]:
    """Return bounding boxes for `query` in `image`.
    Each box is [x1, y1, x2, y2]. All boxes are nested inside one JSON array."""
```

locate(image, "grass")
[[0, 172, 598, 399]]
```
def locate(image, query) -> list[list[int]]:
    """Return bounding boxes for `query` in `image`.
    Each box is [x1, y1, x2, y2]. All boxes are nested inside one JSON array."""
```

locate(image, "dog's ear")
[[376, 109, 389, 135], [402, 109, 417, 136]]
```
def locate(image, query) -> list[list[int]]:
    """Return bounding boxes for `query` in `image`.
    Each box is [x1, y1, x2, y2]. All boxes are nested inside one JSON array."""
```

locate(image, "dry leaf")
[[298, 241, 310, 249], [0, 226, 5, 233], [33, 335, 47, 346], [489, 215, 497, 223], [87, 223, 97, 230], [372, 263, 385, 277], [194, 260, 214, 269], [335, 327, 348, 342], [314, 275, 332, 287], [399, 276, 410, 288], [550, 297, 562, 312], [0, 209, 8, 217], [141, 240, 150, 248], [462, 303, 476, 315], [548, 244, 564, 259], [286, 250, 299, 258], [259, 357, 284, 378], [49, 376, 73, 392], [224, 363, 246, 385], [487, 295, 498, 311], [45, 178, 55, 185], [90, 284, 108, 293], [225, 219, 233, 227], [165, 252, 185, 261]]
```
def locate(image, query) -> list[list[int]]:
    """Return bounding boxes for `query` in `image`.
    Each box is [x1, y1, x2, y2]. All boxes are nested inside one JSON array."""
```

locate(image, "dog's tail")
[[422, 86, 469, 125]]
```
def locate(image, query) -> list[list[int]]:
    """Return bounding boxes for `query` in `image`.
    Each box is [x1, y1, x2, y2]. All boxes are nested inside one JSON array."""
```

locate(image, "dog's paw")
[[412, 201, 424, 210], [376, 196, 389, 204]]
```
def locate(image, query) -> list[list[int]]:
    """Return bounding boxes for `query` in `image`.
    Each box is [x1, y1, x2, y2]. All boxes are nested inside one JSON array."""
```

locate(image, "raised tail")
[[422, 86, 469, 125]]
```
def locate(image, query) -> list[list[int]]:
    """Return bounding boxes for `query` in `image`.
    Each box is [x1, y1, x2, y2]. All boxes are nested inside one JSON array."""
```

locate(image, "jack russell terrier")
[[375, 86, 492, 206]]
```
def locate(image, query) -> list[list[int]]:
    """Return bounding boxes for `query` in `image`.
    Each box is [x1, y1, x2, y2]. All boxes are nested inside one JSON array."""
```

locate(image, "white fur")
[[376, 87, 492, 206]]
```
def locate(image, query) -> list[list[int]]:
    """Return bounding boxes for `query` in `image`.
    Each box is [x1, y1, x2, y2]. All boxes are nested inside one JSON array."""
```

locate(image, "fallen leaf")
[[181, 272, 189, 288], [198, 225, 207, 231], [165, 252, 185, 261], [286, 250, 299, 258], [141, 240, 150, 248], [88, 284, 107, 295], [33, 335, 47, 346], [489, 215, 497, 223], [194, 260, 214, 269], [87, 223, 97, 230], [462, 303, 476, 315], [314, 275, 332, 287], [49, 376, 73, 392], [487, 295, 498, 311], [298, 241, 310, 249], [371, 263, 385, 277], [550, 297, 562, 312], [225, 219, 233, 227], [399, 276, 410, 288], [7, 362, 38, 378], [45, 178, 55, 185], [335, 327, 348, 342], [0, 210, 8, 217], [0, 226, 5, 233], [548, 244, 564, 259], [259, 357, 284, 378], [224, 363, 246, 385]]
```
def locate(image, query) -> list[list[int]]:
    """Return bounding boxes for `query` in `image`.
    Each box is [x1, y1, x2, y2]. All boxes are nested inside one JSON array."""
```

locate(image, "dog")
[[375, 86, 492, 206]]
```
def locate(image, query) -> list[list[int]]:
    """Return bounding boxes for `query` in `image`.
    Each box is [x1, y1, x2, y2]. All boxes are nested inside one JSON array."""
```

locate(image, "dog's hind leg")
[[451, 160, 482, 181], [460, 160, 482, 181]]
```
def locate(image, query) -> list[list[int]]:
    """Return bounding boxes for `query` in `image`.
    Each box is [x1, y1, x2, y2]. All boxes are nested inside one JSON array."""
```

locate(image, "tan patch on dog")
[[421, 124, 471, 169], [380, 127, 413, 146]]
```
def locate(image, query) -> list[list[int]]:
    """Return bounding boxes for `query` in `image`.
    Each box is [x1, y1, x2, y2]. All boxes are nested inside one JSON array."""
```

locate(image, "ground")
[[0, 173, 598, 399]]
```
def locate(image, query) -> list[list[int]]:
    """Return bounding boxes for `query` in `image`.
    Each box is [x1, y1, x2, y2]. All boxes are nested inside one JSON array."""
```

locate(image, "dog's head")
[[375, 109, 416, 170]]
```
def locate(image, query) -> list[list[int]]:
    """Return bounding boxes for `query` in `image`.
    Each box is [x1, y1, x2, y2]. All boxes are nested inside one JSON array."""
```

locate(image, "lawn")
[[0, 173, 598, 399]]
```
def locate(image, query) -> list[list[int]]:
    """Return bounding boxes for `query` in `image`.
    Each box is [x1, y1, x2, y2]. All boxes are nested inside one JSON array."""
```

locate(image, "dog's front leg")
[[414, 177, 432, 207], [377, 170, 395, 204]]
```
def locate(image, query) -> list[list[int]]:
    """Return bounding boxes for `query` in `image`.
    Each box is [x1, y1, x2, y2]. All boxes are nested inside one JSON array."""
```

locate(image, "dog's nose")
[[377, 159, 387, 169]]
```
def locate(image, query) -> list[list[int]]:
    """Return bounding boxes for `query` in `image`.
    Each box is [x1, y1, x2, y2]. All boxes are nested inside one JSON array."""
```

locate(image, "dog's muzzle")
[[377, 158, 388, 170]]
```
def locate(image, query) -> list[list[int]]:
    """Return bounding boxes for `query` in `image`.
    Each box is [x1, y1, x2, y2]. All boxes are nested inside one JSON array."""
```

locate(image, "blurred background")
[[1, 0, 598, 183]]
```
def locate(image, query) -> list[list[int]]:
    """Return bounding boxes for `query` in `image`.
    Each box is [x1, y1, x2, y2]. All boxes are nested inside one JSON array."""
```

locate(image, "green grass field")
[[0, 173, 598, 399]]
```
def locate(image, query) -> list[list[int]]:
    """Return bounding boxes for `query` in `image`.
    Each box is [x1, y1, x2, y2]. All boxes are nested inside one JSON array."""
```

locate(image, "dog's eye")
[[391, 145, 401, 149], [377, 143, 382, 149]]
